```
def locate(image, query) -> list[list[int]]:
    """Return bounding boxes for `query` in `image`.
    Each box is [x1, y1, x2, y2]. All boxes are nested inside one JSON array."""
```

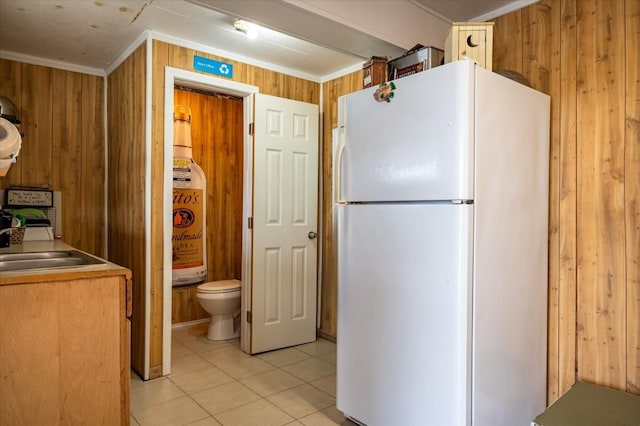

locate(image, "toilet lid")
[[197, 279, 241, 293]]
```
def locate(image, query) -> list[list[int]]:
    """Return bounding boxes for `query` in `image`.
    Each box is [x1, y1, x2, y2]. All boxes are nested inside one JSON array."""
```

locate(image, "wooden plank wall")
[[0, 59, 105, 257], [318, 70, 363, 339], [317, 0, 639, 403], [493, 0, 639, 401], [147, 40, 320, 376], [106, 43, 147, 376], [625, 0, 640, 400], [171, 88, 244, 324]]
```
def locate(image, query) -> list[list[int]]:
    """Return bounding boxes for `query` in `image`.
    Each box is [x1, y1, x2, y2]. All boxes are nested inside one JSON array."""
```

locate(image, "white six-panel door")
[[251, 94, 319, 354]]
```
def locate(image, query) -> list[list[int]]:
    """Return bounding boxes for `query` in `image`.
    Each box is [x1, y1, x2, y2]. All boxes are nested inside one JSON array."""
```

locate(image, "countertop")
[[0, 240, 131, 285]]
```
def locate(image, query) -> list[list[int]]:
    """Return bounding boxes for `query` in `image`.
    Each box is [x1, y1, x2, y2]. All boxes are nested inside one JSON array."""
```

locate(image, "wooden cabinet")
[[444, 22, 494, 71], [0, 270, 131, 425]]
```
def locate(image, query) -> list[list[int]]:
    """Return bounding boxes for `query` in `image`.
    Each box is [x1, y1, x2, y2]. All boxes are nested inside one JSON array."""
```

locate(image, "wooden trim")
[[317, 328, 336, 343], [148, 364, 163, 380]]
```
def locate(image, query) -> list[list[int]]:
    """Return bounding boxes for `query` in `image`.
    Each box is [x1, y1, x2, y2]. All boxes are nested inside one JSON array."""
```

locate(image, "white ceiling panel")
[[413, 0, 518, 21], [0, 0, 537, 79]]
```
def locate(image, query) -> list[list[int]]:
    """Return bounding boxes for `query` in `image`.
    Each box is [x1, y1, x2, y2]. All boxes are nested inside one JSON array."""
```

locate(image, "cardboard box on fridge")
[[387, 45, 444, 80]]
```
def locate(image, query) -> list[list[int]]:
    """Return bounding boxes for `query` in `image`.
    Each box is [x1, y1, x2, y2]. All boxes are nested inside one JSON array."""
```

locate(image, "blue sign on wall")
[[193, 55, 233, 78]]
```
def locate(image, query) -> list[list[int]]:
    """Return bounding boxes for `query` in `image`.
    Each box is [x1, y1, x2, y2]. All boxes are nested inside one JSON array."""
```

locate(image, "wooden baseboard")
[[317, 328, 336, 343], [148, 364, 163, 380], [172, 318, 209, 330]]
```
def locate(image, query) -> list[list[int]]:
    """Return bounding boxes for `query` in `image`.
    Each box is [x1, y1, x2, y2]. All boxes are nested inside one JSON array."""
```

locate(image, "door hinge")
[[249, 122, 254, 136], [246, 311, 252, 323], [248, 217, 253, 229]]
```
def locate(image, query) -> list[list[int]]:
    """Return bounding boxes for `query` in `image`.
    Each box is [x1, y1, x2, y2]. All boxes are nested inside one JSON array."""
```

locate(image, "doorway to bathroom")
[[169, 85, 244, 331], [161, 67, 319, 376], [163, 68, 257, 376]]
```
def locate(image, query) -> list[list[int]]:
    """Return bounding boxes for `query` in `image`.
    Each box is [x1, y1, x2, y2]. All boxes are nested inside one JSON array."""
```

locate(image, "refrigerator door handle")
[[334, 127, 346, 204]]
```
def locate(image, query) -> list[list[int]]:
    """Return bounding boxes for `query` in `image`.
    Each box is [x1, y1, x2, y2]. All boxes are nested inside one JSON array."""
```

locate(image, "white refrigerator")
[[335, 60, 550, 426]]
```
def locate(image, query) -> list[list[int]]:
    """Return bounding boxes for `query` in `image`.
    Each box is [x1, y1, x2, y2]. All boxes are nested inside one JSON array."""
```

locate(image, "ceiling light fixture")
[[233, 19, 258, 40]]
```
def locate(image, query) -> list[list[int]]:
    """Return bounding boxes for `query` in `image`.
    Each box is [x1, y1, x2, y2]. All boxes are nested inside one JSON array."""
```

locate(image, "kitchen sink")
[[0, 250, 106, 272]]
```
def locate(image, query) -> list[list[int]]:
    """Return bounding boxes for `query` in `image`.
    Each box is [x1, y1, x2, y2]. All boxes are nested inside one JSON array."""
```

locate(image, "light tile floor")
[[130, 323, 355, 426]]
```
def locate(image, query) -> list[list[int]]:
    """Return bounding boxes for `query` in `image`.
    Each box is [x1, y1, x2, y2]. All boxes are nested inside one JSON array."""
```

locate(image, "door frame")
[[162, 67, 258, 375]]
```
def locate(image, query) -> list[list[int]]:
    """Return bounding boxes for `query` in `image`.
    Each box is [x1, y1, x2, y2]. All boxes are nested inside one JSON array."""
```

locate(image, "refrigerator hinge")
[[249, 122, 255, 136], [452, 199, 474, 204], [248, 217, 253, 229], [246, 311, 252, 323]]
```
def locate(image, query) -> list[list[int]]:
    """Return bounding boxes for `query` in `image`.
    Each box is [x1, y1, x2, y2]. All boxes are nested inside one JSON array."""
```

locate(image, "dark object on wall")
[[0, 95, 21, 124], [0, 211, 12, 247], [494, 69, 532, 87], [363, 56, 387, 88]]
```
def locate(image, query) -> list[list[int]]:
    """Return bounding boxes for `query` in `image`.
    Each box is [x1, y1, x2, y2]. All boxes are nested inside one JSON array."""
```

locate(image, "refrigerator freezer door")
[[339, 61, 475, 203], [336, 203, 473, 426]]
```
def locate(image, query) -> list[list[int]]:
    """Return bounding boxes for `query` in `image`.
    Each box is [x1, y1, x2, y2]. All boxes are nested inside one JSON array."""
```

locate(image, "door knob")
[[308, 231, 318, 239]]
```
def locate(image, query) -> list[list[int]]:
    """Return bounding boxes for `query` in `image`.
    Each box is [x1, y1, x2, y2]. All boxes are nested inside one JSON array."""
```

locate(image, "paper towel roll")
[[0, 117, 21, 175], [0, 117, 21, 159]]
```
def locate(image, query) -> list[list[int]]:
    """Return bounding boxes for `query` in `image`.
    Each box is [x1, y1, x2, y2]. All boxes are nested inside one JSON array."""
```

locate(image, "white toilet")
[[196, 279, 242, 340]]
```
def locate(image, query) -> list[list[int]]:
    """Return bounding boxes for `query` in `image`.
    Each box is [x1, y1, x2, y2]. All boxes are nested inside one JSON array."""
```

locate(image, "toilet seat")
[[197, 279, 241, 294]]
